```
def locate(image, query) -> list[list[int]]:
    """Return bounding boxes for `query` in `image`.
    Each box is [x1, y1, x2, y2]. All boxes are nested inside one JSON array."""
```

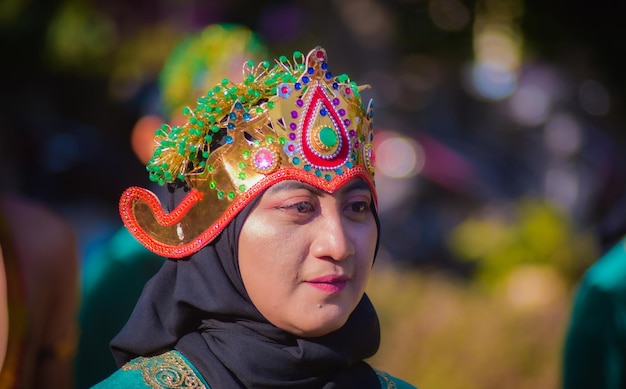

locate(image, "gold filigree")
[[122, 351, 207, 389]]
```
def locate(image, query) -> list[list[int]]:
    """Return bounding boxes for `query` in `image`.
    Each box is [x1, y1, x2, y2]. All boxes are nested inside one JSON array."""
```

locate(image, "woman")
[[94, 47, 417, 388]]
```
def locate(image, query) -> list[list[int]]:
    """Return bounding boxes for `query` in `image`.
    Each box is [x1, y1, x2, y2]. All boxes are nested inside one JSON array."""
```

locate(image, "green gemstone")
[[319, 127, 338, 147], [228, 191, 235, 200], [242, 150, 250, 158], [238, 162, 246, 169], [209, 181, 217, 190], [217, 190, 224, 199], [238, 184, 246, 192]]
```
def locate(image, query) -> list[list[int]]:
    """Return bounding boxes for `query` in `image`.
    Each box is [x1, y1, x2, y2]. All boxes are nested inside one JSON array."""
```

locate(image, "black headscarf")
[[110, 188, 382, 388]]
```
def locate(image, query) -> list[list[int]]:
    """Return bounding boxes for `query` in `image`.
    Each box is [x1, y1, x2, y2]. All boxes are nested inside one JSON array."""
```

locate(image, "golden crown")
[[120, 47, 376, 258]]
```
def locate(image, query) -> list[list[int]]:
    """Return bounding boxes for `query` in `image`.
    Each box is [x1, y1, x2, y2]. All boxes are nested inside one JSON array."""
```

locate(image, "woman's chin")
[[283, 306, 351, 338]]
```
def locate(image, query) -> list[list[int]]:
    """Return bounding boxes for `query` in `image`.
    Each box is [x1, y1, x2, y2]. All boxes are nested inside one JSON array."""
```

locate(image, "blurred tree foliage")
[[448, 197, 596, 289]]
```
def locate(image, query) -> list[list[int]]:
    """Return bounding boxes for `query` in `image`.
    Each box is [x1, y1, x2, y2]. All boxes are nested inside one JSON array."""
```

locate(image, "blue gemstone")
[[243, 112, 251, 121], [225, 136, 233, 144], [320, 108, 327, 116], [332, 82, 338, 90], [302, 76, 309, 84], [325, 72, 332, 79], [307, 67, 314, 75], [304, 165, 311, 171], [324, 174, 332, 181], [321, 63, 328, 70], [295, 83, 302, 90], [229, 112, 236, 120]]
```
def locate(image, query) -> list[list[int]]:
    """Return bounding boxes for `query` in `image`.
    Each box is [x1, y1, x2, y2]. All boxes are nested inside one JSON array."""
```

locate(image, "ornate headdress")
[[120, 47, 376, 258]]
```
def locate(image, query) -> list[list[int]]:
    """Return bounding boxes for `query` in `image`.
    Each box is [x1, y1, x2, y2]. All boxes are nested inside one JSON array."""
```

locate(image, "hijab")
[[110, 185, 382, 388]]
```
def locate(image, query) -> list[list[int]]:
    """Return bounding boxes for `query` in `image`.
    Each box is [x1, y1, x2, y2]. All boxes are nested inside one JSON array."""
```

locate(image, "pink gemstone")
[[255, 149, 274, 170], [288, 144, 295, 152]]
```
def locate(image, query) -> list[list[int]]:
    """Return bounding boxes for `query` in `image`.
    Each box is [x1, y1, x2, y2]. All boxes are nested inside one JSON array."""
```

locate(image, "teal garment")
[[76, 227, 166, 389], [563, 237, 626, 389], [92, 350, 418, 389]]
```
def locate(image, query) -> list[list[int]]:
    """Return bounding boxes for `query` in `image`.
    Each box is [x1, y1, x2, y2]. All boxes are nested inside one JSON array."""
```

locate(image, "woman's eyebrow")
[[337, 179, 371, 194], [266, 181, 323, 195], [266, 179, 370, 196]]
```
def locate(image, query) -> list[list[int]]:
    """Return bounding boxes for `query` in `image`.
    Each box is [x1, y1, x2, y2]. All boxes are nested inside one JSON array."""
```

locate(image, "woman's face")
[[238, 178, 378, 337]]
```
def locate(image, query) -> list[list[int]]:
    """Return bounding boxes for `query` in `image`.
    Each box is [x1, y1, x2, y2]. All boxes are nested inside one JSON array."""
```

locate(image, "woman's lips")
[[306, 275, 348, 293]]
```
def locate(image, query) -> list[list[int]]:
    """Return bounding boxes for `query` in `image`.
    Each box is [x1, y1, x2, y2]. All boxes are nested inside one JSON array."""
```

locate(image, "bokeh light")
[[578, 79, 611, 116]]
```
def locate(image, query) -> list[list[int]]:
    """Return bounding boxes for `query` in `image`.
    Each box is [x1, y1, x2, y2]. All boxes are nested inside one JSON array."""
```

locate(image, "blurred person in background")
[[93, 47, 416, 388], [75, 23, 268, 388], [0, 193, 79, 388], [562, 193, 626, 389]]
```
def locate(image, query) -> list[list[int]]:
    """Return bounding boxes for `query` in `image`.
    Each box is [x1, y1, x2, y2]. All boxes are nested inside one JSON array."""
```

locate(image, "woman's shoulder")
[[92, 350, 417, 389], [376, 369, 419, 389], [91, 350, 210, 389]]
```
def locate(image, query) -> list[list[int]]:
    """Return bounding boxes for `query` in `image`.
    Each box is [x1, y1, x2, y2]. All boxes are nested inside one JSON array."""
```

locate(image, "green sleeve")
[[376, 370, 418, 388], [563, 239, 626, 389], [90, 367, 151, 389], [90, 351, 210, 389]]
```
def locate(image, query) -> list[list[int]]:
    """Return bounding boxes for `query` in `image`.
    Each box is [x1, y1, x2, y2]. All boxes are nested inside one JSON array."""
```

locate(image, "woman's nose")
[[311, 213, 356, 261]]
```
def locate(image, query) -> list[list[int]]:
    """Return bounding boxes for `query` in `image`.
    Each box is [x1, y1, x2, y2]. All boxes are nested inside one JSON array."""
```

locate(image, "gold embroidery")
[[122, 351, 207, 388], [375, 369, 398, 389]]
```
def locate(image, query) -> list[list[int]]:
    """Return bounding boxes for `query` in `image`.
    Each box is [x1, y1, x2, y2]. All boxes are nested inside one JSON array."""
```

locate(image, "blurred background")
[[2, 0, 626, 388]]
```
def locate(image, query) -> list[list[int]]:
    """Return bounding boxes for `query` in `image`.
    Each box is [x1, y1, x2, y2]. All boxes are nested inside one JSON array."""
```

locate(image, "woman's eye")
[[288, 202, 314, 213], [349, 201, 369, 213]]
